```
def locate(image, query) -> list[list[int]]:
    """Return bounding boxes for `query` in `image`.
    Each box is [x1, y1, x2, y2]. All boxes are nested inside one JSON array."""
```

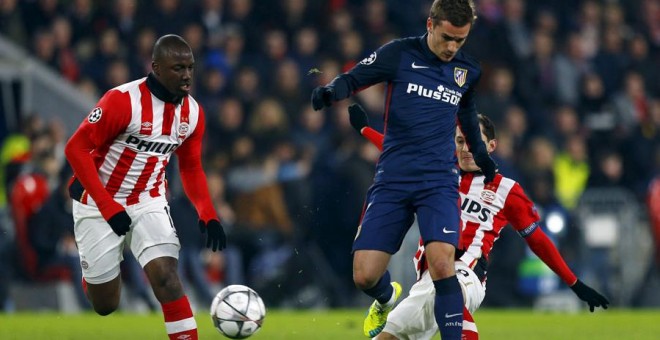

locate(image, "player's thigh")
[[73, 201, 124, 284], [353, 183, 415, 254], [455, 261, 486, 314], [382, 272, 438, 340], [128, 204, 181, 269], [414, 183, 460, 247]]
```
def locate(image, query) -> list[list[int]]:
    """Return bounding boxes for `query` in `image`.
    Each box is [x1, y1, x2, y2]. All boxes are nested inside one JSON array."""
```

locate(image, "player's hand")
[[311, 86, 334, 110], [473, 151, 497, 184], [107, 210, 132, 236], [199, 219, 227, 252], [570, 279, 610, 312], [348, 103, 369, 134]]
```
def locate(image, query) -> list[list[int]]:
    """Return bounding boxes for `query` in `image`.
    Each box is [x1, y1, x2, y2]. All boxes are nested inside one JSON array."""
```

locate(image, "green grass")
[[1, 309, 659, 339]]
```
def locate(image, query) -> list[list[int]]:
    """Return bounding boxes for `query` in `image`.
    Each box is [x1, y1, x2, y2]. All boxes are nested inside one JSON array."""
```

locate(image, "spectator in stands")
[[29, 171, 90, 310]]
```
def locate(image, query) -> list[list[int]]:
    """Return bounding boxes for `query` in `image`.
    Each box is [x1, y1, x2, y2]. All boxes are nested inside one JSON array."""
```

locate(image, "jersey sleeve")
[[64, 89, 131, 220], [361, 127, 384, 151], [502, 183, 578, 285], [175, 105, 219, 223], [501, 182, 540, 235], [328, 40, 402, 100], [456, 69, 486, 155]]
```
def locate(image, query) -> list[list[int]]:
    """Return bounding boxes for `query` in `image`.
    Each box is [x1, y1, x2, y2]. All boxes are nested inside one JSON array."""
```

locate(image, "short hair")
[[429, 0, 477, 27], [477, 113, 496, 141], [152, 34, 191, 61]]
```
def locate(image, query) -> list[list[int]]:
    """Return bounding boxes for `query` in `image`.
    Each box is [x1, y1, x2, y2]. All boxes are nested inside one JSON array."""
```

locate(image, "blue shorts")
[[352, 179, 460, 254]]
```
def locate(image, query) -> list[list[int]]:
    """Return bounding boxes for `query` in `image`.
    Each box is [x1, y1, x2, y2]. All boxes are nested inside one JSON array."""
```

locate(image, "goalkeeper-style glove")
[[199, 219, 227, 251], [311, 86, 334, 110], [348, 103, 369, 134], [472, 150, 497, 184], [107, 210, 132, 236], [570, 279, 610, 312]]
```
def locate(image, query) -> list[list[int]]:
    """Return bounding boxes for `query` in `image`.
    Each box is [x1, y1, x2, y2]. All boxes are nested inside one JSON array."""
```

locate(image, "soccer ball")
[[211, 285, 266, 339]]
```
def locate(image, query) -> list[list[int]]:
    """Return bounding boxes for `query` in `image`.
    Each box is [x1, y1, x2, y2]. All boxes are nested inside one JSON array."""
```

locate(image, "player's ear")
[[427, 17, 433, 34], [152, 61, 160, 76], [487, 139, 497, 153]]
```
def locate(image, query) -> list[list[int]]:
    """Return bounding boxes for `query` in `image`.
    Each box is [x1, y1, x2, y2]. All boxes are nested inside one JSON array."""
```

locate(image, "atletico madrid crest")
[[454, 67, 467, 87]]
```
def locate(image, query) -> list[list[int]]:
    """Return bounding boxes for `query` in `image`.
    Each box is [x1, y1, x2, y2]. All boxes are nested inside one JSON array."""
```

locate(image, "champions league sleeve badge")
[[87, 107, 102, 123]]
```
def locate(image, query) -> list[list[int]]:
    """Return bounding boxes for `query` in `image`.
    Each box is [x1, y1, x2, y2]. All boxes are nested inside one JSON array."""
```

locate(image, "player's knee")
[[375, 332, 399, 340], [353, 271, 378, 290], [427, 260, 455, 279]]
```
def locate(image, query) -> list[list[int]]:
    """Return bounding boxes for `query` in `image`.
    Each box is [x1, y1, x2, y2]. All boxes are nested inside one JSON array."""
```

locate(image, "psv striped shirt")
[[414, 172, 541, 280], [68, 75, 203, 209]]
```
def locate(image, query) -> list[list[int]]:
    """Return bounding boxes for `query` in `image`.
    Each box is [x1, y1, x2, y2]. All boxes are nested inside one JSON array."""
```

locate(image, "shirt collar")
[[146, 73, 183, 104], [420, 33, 440, 61]]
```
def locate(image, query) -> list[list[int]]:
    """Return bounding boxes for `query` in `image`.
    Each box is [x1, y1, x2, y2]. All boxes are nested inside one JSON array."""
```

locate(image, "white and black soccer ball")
[[211, 285, 266, 339]]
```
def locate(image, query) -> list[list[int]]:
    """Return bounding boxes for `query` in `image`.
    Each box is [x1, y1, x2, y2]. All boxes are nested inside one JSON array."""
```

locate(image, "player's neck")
[[146, 73, 184, 105]]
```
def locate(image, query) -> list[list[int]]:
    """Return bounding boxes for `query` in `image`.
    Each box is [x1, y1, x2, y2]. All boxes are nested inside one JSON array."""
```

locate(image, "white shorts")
[[73, 199, 180, 284], [381, 261, 486, 340]]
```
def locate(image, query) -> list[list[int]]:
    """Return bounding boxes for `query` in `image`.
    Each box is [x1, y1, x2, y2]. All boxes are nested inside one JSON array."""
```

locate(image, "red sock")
[[82, 278, 90, 300], [162, 295, 198, 340], [462, 306, 479, 340]]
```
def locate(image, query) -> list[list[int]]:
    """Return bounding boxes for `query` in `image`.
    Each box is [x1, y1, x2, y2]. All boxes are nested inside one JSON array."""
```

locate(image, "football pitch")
[[1, 309, 659, 339]]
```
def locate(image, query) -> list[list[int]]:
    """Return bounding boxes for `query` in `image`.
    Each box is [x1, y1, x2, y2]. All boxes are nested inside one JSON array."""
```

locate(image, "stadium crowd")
[[1, 0, 659, 311]]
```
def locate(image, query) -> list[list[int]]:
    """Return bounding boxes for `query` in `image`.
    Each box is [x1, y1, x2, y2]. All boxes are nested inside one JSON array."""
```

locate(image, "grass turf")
[[1, 309, 659, 339]]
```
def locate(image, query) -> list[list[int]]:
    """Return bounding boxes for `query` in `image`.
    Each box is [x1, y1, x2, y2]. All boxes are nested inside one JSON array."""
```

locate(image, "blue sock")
[[433, 276, 463, 340], [363, 270, 393, 305]]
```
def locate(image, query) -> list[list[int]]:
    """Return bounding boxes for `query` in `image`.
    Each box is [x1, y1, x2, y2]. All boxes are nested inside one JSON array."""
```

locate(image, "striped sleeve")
[[64, 90, 132, 220], [175, 104, 219, 223]]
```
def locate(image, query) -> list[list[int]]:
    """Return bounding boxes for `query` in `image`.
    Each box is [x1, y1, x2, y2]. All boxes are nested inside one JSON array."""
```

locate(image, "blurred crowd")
[[1, 0, 659, 310]]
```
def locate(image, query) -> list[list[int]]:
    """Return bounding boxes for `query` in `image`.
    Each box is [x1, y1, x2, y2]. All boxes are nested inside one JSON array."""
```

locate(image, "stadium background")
[[0, 0, 659, 318]]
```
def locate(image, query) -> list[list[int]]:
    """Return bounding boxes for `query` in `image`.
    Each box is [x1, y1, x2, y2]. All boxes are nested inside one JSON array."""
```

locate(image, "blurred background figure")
[[0, 0, 658, 313]]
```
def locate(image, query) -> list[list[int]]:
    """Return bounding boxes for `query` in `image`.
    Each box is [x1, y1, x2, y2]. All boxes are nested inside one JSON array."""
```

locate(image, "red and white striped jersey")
[[414, 172, 540, 280], [70, 77, 202, 207]]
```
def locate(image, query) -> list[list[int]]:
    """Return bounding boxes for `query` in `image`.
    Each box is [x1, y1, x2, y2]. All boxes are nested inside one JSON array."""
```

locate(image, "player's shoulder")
[[185, 94, 202, 113], [379, 35, 420, 53], [111, 77, 146, 93], [496, 174, 529, 199], [453, 50, 480, 69]]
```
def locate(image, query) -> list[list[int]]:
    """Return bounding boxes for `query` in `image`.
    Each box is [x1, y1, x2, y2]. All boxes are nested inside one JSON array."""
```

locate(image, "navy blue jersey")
[[328, 34, 483, 183]]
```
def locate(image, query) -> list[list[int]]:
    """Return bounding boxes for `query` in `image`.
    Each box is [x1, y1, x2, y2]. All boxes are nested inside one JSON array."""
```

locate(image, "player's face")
[[455, 124, 496, 172], [153, 49, 195, 96], [426, 18, 471, 62]]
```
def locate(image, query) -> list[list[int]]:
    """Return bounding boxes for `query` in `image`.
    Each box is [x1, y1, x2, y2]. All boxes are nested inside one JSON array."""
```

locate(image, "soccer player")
[[311, 1, 496, 338], [347, 104, 610, 339], [64, 34, 226, 340]]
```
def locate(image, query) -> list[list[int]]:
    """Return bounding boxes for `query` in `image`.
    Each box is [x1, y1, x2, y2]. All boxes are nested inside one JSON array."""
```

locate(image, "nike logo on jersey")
[[445, 312, 462, 318], [442, 227, 457, 234], [411, 62, 429, 69]]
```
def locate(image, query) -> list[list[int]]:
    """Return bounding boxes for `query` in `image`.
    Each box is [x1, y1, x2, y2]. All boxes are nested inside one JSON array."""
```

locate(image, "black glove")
[[570, 279, 610, 312], [199, 219, 227, 252], [311, 86, 334, 110], [472, 150, 497, 184], [107, 210, 132, 236], [348, 103, 369, 134]]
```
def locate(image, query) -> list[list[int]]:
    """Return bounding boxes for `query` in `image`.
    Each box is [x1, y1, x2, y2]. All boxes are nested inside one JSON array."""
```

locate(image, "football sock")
[[462, 306, 479, 340], [81, 278, 90, 301], [433, 276, 463, 340], [162, 295, 198, 340], [363, 270, 393, 305]]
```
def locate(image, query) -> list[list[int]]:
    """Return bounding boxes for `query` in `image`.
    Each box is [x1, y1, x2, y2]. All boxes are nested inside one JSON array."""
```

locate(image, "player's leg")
[[455, 261, 486, 340], [73, 201, 125, 315], [416, 182, 463, 340], [462, 307, 479, 340], [132, 204, 196, 340], [353, 183, 414, 337], [378, 271, 438, 340]]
